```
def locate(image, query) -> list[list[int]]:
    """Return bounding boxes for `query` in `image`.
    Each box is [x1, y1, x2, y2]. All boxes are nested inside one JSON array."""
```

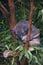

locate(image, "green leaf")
[[11, 58, 14, 65], [1, 35, 11, 42], [19, 51, 24, 61], [34, 47, 43, 51], [24, 49, 32, 62], [33, 55, 41, 65], [5, 45, 9, 50], [15, 45, 23, 51], [25, 49, 29, 60]]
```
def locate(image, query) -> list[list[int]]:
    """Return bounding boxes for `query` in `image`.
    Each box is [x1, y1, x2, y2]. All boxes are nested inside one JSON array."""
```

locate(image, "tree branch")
[[7, 0, 16, 41], [20, 0, 34, 65], [25, 0, 34, 49], [0, 2, 9, 26], [8, 0, 16, 30], [7, 1, 20, 65], [0, 2, 16, 41]]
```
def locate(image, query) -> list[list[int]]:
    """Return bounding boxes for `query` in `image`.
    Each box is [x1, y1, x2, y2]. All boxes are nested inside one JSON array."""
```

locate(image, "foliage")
[[0, 0, 43, 65]]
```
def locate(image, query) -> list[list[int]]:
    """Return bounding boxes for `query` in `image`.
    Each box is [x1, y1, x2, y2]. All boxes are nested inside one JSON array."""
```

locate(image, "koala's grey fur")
[[14, 20, 40, 46]]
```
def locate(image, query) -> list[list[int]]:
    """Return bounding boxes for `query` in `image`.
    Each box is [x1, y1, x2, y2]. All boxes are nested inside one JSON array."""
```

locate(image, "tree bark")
[[21, 0, 34, 65], [7, 0, 20, 65], [7, 0, 16, 40], [8, 0, 16, 30]]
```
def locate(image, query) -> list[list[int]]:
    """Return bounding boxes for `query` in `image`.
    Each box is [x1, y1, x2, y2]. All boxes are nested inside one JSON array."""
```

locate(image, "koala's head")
[[14, 20, 28, 40], [14, 20, 40, 46]]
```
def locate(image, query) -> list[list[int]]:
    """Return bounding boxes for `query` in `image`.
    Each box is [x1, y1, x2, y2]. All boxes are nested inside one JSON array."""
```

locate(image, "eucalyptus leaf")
[[15, 45, 23, 51], [19, 51, 24, 61]]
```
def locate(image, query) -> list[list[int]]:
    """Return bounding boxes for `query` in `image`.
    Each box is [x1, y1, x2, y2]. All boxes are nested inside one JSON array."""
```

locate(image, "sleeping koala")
[[14, 20, 40, 46], [3, 20, 40, 58]]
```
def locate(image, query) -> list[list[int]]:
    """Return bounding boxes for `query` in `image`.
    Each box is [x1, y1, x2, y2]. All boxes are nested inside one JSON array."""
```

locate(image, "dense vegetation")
[[0, 0, 43, 65]]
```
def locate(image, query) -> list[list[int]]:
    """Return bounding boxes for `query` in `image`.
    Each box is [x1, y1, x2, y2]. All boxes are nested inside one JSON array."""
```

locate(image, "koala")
[[14, 20, 40, 46], [3, 20, 40, 59]]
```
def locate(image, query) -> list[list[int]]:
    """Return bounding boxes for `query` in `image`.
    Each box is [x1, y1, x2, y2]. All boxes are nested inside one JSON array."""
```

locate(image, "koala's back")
[[14, 20, 28, 31]]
